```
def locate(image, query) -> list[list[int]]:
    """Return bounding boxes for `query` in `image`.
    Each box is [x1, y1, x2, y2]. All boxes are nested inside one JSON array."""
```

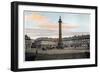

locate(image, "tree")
[[25, 34, 31, 40]]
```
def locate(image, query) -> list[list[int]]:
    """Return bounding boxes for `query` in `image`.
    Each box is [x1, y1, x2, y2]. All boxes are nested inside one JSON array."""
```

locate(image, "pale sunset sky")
[[24, 11, 90, 39]]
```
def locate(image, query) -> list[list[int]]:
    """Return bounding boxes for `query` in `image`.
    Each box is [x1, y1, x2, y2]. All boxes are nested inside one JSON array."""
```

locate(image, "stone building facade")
[[63, 35, 90, 49], [31, 38, 57, 50], [31, 35, 90, 50]]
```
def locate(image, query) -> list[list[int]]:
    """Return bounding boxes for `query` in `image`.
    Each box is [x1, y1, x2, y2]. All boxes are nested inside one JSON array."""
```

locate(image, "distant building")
[[63, 35, 90, 49], [31, 35, 90, 50], [31, 38, 57, 50]]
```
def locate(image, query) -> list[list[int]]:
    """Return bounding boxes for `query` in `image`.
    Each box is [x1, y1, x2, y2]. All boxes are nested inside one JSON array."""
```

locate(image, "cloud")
[[25, 12, 49, 24], [25, 12, 79, 30]]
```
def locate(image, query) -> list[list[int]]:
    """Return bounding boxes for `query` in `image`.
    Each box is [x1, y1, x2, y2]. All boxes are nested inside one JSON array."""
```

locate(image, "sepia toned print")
[[24, 11, 90, 61]]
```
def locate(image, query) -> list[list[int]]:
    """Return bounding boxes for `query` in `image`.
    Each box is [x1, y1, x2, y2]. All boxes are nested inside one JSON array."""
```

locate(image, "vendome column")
[[58, 16, 63, 49]]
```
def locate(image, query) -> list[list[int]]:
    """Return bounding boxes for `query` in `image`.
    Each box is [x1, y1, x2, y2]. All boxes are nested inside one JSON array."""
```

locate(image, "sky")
[[24, 11, 90, 39]]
